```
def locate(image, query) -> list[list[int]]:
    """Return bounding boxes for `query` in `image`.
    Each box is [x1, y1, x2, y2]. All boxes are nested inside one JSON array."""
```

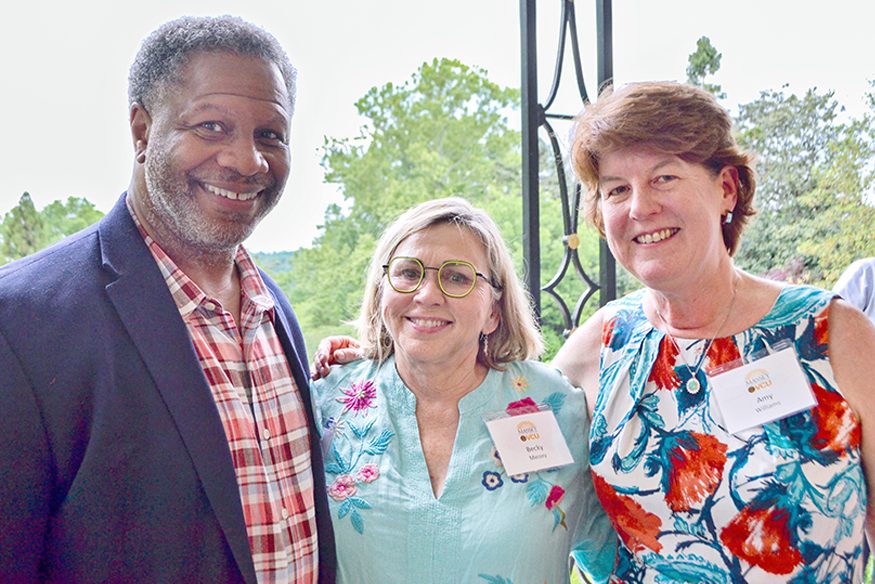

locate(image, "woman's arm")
[[827, 297, 875, 543], [552, 308, 606, 418]]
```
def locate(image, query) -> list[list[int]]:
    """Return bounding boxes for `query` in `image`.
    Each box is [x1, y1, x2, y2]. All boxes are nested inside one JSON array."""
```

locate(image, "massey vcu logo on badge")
[[517, 420, 547, 460], [517, 420, 540, 442], [744, 368, 773, 394]]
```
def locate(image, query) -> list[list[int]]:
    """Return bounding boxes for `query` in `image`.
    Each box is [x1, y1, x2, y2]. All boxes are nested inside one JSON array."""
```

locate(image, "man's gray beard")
[[143, 154, 267, 254]]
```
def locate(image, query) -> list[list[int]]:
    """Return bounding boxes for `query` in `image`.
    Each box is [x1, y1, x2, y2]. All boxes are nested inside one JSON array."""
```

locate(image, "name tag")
[[484, 409, 574, 475], [710, 347, 817, 434]]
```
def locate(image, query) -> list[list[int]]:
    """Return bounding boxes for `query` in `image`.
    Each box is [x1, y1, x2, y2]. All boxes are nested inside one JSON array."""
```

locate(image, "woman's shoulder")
[[311, 359, 382, 396], [499, 359, 575, 383], [777, 282, 835, 302], [488, 361, 589, 437], [759, 283, 836, 326], [490, 360, 584, 403]]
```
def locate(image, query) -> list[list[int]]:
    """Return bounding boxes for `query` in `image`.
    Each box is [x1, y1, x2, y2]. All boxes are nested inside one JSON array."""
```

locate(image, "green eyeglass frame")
[[382, 256, 502, 298]]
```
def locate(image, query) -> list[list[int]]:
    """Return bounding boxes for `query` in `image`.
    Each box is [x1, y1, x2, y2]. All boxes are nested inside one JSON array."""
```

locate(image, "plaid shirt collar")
[[125, 196, 275, 322]]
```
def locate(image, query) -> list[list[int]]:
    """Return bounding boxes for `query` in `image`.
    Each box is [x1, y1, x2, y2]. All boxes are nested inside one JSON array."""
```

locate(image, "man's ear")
[[130, 103, 152, 164]]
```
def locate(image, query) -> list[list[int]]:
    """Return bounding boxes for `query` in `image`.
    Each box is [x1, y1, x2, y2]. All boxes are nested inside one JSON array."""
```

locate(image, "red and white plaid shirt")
[[128, 201, 318, 583]]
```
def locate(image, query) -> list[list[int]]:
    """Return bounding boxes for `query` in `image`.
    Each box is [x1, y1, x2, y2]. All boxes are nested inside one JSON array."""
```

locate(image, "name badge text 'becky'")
[[485, 410, 574, 475]]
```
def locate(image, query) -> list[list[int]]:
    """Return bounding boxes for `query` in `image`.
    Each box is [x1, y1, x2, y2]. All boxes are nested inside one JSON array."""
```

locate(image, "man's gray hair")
[[128, 15, 296, 113]]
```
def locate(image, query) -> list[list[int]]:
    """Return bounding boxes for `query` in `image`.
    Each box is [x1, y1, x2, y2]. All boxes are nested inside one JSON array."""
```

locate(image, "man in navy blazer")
[[0, 16, 335, 583]]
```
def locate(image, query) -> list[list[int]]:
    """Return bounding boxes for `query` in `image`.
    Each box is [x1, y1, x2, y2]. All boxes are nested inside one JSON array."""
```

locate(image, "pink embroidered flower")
[[336, 380, 376, 416], [545, 485, 566, 510], [328, 475, 357, 501], [506, 397, 539, 416], [356, 463, 380, 483]]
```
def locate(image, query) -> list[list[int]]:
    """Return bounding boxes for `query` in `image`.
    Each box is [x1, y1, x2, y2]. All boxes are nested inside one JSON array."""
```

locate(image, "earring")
[[723, 211, 734, 225], [481, 334, 489, 359]]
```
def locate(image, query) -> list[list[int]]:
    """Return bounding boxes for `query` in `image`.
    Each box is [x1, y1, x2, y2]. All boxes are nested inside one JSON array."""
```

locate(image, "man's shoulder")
[[834, 258, 875, 295], [0, 195, 148, 292], [0, 224, 102, 289], [0, 196, 160, 321], [844, 258, 875, 281]]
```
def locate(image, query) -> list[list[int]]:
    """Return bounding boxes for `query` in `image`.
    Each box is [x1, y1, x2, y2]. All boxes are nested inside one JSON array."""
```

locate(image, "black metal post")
[[597, 0, 616, 306], [520, 0, 541, 319]]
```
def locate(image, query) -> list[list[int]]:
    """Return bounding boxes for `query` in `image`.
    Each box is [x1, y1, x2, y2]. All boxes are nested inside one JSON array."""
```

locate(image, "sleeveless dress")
[[591, 285, 866, 583]]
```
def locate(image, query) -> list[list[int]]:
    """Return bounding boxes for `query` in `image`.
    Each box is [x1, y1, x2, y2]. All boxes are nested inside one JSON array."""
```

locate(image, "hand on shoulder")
[[310, 335, 363, 380]]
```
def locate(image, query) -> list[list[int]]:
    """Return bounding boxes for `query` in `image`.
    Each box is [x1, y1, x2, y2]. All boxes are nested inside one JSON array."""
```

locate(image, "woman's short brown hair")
[[571, 81, 756, 256], [356, 197, 543, 368]]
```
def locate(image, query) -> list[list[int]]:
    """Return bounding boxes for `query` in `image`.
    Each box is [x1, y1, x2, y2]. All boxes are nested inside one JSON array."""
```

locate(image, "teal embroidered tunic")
[[312, 357, 618, 584]]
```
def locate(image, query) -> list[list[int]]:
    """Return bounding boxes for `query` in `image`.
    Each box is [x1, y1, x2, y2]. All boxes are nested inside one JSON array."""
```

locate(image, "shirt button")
[[281, 507, 290, 520], [262, 428, 271, 441]]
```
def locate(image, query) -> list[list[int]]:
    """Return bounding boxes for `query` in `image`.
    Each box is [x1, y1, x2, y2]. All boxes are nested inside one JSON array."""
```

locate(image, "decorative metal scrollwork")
[[520, 0, 615, 335]]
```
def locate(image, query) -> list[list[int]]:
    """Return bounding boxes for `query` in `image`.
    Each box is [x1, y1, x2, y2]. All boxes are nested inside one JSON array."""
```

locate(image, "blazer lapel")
[[97, 196, 257, 584]]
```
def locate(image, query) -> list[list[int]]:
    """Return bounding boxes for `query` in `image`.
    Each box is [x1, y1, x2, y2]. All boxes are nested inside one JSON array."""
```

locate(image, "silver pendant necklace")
[[653, 276, 739, 394]]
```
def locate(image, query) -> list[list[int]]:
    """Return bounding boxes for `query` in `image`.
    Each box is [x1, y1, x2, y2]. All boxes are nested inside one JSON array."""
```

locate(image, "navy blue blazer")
[[0, 195, 335, 583]]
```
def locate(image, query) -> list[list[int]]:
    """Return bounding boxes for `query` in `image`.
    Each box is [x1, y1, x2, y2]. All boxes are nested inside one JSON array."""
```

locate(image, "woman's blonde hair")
[[356, 197, 543, 368], [571, 81, 757, 256]]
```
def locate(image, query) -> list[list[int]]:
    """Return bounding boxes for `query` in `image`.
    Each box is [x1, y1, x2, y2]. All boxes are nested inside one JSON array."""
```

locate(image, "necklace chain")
[[653, 275, 740, 394]]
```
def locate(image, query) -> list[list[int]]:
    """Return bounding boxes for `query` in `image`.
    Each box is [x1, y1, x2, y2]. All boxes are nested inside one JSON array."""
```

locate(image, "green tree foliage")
[[0, 193, 105, 264], [1, 193, 48, 263], [684, 38, 875, 286], [686, 36, 726, 99], [42, 197, 105, 244], [322, 57, 522, 231], [266, 58, 598, 358], [794, 106, 875, 284], [734, 85, 875, 284]]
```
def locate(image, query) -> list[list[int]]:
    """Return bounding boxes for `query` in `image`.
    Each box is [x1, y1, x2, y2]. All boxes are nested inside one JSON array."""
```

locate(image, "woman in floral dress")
[[310, 198, 617, 584], [553, 81, 875, 583]]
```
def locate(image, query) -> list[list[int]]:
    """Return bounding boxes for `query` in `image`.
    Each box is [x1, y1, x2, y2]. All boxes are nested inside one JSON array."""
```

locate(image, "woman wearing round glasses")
[[310, 197, 617, 584]]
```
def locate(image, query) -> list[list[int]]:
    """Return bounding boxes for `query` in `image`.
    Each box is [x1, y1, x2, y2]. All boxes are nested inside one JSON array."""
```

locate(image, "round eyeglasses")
[[382, 257, 502, 298]]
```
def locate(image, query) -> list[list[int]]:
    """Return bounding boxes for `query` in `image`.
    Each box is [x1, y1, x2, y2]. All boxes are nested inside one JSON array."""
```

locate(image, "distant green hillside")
[[252, 250, 297, 286]]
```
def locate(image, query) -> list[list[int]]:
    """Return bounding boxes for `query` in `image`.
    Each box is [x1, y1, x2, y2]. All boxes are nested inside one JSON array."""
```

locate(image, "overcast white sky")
[[2, 0, 873, 252]]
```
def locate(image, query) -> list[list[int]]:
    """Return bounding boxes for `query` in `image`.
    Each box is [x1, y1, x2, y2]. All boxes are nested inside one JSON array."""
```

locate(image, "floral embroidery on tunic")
[[336, 379, 376, 415], [511, 375, 531, 393], [323, 378, 393, 534]]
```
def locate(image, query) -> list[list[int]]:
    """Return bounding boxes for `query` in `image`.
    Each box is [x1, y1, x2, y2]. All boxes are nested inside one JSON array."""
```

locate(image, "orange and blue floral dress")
[[591, 285, 866, 583]]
